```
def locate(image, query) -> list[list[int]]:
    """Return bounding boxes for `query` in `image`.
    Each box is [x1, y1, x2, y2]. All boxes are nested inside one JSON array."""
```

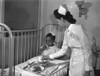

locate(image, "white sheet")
[[0, 56, 68, 76]]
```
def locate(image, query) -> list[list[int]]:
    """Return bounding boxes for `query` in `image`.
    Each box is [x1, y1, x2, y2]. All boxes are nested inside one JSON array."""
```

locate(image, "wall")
[[0, 0, 4, 23], [0, 0, 40, 68], [40, 0, 100, 46], [4, 0, 39, 30]]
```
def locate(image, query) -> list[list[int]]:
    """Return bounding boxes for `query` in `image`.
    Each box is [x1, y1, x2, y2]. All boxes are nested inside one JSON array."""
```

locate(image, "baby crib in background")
[[0, 23, 66, 76]]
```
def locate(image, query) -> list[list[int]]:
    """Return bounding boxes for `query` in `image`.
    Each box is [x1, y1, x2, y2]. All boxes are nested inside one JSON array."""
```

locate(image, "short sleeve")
[[68, 25, 84, 48], [49, 29, 69, 59], [68, 31, 82, 48]]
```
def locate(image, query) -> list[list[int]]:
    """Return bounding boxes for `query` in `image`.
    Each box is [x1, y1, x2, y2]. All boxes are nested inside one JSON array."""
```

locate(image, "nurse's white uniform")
[[49, 24, 93, 76]]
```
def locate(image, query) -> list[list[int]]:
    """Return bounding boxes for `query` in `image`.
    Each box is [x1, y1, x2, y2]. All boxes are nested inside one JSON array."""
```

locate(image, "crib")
[[0, 23, 68, 76]]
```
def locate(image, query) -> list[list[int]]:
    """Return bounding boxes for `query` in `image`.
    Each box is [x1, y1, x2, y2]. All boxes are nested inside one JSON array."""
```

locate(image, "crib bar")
[[27, 32, 30, 60], [27, 32, 30, 59], [20, 32, 23, 62], [36, 31, 39, 55], [3, 37, 7, 71], [33, 31, 36, 56], [38, 30, 41, 54], [33, 31, 36, 57], [38, 30, 42, 54], [8, 37, 13, 76], [35, 31, 38, 56], [40, 30, 42, 54], [36, 31, 38, 55], [13, 36, 16, 65], [24, 32, 27, 61], [30, 32, 33, 58], [3, 38, 6, 69], [25, 33, 28, 60], [39, 30, 41, 55], [12, 37, 15, 76], [1, 32, 5, 76], [36, 31, 37, 56], [16, 34, 19, 64], [30, 31, 33, 58]]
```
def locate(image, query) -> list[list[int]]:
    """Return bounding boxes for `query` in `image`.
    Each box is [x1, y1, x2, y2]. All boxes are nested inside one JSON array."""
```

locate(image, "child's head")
[[45, 33, 56, 47]]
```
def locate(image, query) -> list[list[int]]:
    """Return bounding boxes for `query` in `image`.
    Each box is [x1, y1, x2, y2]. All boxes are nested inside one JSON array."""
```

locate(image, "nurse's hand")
[[41, 55, 51, 61]]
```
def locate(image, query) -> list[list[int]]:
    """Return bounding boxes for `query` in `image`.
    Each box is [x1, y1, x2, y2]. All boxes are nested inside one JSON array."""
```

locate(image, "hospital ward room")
[[0, 0, 100, 76]]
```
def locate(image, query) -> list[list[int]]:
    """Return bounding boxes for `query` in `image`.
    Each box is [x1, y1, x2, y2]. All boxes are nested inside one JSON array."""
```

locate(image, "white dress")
[[49, 24, 93, 76], [42, 46, 59, 56]]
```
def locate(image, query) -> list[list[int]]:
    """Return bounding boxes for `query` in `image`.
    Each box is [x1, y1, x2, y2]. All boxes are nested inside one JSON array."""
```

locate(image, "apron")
[[69, 48, 85, 76], [67, 24, 92, 76]]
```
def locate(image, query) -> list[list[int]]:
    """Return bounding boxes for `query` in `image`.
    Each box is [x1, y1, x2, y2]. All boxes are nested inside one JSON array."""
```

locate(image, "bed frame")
[[0, 23, 66, 76]]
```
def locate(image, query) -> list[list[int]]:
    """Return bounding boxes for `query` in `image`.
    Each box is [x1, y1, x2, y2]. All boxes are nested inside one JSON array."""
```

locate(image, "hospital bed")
[[0, 23, 68, 76], [0, 56, 69, 76]]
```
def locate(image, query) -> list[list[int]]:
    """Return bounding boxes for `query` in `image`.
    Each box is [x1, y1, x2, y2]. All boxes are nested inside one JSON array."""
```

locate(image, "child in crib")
[[40, 33, 60, 56]]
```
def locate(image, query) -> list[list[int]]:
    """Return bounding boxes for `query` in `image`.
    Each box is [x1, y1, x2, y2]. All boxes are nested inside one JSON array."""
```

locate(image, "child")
[[40, 33, 59, 56]]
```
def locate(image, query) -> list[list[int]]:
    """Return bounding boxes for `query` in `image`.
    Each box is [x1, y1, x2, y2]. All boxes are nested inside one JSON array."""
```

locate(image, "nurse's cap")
[[51, 32, 56, 36], [58, 4, 68, 15]]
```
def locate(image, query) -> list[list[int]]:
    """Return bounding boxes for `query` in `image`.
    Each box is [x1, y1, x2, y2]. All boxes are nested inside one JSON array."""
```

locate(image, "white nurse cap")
[[58, 4, 68, 15]]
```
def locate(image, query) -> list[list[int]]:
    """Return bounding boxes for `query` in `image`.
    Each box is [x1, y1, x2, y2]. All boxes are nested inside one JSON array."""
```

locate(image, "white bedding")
[[0, 56, 69, 76]]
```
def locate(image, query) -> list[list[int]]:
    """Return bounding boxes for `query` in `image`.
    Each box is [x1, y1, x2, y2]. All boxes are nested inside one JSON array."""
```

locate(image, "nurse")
[[42, 4, 93, 76]]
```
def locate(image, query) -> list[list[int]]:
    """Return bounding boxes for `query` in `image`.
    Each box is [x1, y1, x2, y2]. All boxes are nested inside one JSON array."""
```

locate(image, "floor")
[[95, 70, 100, 76], [64, 69, 100, 76]]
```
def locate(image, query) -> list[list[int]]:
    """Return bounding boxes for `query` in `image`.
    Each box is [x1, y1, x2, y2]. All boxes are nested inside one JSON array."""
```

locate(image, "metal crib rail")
[[0, 23, 14, 76], [9, 24, 65, 65], [12, 28, 44, 64], [0, 23, 66, 76]]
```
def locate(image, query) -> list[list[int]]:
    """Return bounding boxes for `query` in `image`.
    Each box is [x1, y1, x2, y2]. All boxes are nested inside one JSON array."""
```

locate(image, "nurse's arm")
[[49, 44, 68, 59], [49, 31, 68, 59]]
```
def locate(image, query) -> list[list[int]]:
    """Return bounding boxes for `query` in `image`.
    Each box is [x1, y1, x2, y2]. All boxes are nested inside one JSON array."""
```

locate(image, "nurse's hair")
[[46, 33, 56, 41], [53, 4, 76, 24]]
